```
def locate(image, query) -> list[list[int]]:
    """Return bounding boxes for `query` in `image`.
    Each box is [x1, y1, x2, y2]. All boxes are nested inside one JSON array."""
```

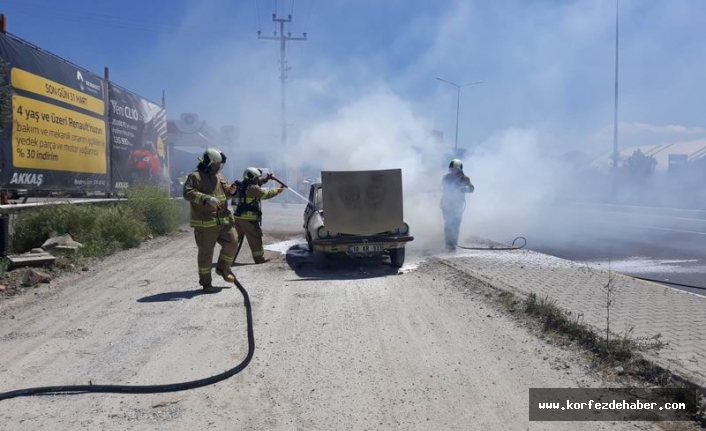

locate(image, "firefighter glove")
[[206, 196, 218, 207]]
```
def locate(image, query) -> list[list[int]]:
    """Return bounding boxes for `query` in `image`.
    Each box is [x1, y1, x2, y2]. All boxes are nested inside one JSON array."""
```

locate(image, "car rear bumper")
[[312, 235, 414, 254]]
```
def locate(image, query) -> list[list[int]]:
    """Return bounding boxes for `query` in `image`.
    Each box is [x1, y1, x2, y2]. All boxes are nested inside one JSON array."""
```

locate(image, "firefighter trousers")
[[442, 208, 464, 249], [232, 218, 265, 262], [194, 224, 238, 286]]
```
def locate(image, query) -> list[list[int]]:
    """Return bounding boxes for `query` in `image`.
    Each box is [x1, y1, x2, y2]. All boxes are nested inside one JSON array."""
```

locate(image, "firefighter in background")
[[232, 167, 284, 264], [439, 158, 474, 251], [183, 148, 238, 293]]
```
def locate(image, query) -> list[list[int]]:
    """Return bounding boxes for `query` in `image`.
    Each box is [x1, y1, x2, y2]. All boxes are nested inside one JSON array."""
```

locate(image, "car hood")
[[321, 169, 404, 235]]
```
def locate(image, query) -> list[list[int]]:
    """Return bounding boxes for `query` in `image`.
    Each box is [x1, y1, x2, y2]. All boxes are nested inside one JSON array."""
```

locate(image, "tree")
[[621, 149, 657, 181]]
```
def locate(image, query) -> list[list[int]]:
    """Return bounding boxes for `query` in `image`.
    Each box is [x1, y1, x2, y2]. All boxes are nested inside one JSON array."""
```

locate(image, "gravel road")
[[0, 204, 661, 430]]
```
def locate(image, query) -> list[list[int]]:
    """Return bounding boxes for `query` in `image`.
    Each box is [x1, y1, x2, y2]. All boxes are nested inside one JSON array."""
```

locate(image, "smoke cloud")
[[123, 0, 706, 253]]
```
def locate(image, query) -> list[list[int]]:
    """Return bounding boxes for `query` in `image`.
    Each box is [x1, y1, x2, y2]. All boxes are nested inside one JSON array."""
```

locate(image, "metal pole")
[[436, 77, 483, 154], [259, 14, 306, 203], [612, 0, 619, 172], [279, 19, 288, 200], [455, 87, 460, 151], [610, 0, 620, 203]]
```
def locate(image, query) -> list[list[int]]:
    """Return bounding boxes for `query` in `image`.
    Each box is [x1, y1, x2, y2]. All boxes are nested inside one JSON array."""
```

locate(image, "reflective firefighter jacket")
[[232, 184, 280, 222], [183, 170, 234, 228], [440, 172, 474, 213]]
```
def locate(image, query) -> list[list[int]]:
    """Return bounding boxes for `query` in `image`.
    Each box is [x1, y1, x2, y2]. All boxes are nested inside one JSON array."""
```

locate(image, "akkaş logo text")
[[10, 172, 44, 186]]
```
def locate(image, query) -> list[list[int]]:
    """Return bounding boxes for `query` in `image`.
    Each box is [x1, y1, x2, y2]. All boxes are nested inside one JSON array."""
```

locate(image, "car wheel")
[[314, 250, 326, 269], [390, 247, 405, 268], [306, 232, 313, 252]]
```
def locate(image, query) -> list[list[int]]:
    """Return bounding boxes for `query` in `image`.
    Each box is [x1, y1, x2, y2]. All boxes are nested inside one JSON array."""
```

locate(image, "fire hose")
[[266, 173, 288, 189], [2, 174, 299, 400], [0, 273, 254, 401], [457, 236, 527, 250]]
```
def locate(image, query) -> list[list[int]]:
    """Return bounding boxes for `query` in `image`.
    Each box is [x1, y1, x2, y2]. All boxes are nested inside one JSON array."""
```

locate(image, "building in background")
[[166, 113, 274, 192], [166, 113, 225, 181], [590, 138, 706, 174]]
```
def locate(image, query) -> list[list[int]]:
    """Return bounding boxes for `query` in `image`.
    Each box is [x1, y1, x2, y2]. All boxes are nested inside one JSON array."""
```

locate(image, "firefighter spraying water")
[[227, 169, 314, 265], [267, 173, 313, 205], [238, 172, 312, 205]]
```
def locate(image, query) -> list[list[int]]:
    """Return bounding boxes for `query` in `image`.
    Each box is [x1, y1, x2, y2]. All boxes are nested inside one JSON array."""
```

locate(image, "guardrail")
[[0, 198, 126, 215], [0, 198, 129, 255]]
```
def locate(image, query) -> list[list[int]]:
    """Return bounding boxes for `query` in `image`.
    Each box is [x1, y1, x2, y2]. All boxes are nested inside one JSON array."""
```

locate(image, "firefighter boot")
[[199, 274, 218, 293], [254, 255, 271, 264], [215, 267, 236, 283]]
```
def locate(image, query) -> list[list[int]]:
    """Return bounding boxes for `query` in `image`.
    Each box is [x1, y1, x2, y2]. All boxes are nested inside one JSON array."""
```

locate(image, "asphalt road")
[[520, 203, 706, 296], [0, 203, 660, 430]]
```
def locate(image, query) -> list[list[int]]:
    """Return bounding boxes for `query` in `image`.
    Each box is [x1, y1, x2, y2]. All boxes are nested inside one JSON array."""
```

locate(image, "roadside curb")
[[434, 257, 706, 409]]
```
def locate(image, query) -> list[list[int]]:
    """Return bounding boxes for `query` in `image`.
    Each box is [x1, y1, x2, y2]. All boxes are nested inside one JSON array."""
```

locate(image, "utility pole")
[[258, 14, 307, 199]]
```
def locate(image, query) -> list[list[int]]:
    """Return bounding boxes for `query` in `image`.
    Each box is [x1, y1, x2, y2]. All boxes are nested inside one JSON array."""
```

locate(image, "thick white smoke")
[[286, 89, 571, 252], [286, 89, 447, 250], [129, 0, 706, 254], [462, 129, 571, 243]]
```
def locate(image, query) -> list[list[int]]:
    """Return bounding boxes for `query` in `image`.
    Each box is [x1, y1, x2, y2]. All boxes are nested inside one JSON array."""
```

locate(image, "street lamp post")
[[611, 0, 620, 203], [436, 77, 483, 151]]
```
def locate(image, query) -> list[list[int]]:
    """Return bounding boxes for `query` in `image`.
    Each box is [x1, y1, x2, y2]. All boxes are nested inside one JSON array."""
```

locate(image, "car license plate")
[[348, 244, 383, 253]]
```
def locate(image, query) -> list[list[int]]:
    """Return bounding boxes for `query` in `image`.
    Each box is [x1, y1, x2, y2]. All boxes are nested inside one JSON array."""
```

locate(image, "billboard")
[[107, 83, 168, 191], [0, 33, 110, 191]]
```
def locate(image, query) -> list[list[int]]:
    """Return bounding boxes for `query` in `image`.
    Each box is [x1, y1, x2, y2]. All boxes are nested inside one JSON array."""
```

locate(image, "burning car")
[[303, 169, 413, 269]]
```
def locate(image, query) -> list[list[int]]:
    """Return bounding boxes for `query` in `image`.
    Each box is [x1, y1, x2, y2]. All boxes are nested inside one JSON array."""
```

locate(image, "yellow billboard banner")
[[12, 94, 107, 174], [11, 67, 105, 116]]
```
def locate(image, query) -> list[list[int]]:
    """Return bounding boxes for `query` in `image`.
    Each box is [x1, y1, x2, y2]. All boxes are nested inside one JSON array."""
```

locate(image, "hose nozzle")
[[269, 174, 288, 189]]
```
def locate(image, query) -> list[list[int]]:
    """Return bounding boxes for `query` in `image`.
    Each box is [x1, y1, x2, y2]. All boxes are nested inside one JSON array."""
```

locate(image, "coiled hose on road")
[[457, 236, 527, 251], [0, 237, 254, 402]]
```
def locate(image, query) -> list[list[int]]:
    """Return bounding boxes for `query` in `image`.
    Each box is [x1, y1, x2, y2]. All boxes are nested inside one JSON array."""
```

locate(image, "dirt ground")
[[0, 203, 677, 430]]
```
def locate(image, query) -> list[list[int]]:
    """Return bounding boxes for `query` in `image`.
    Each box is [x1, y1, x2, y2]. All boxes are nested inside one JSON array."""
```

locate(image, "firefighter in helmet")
[[183, 148, 238, 292], [440, 158, 474, 251], [231, 167, 284, 264]]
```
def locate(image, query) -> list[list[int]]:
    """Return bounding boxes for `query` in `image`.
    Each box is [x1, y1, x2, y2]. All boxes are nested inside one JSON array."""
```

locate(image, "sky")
[[4, 0, 706, 157], [3, 0, 706, 247]]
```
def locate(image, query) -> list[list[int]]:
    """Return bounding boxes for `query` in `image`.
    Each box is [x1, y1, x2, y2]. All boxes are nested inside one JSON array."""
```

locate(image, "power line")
[[255, 0, 262, 32], [6, 3, 189, 32], [4, 7, 230, 38], [303, 0, 315, 35]]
